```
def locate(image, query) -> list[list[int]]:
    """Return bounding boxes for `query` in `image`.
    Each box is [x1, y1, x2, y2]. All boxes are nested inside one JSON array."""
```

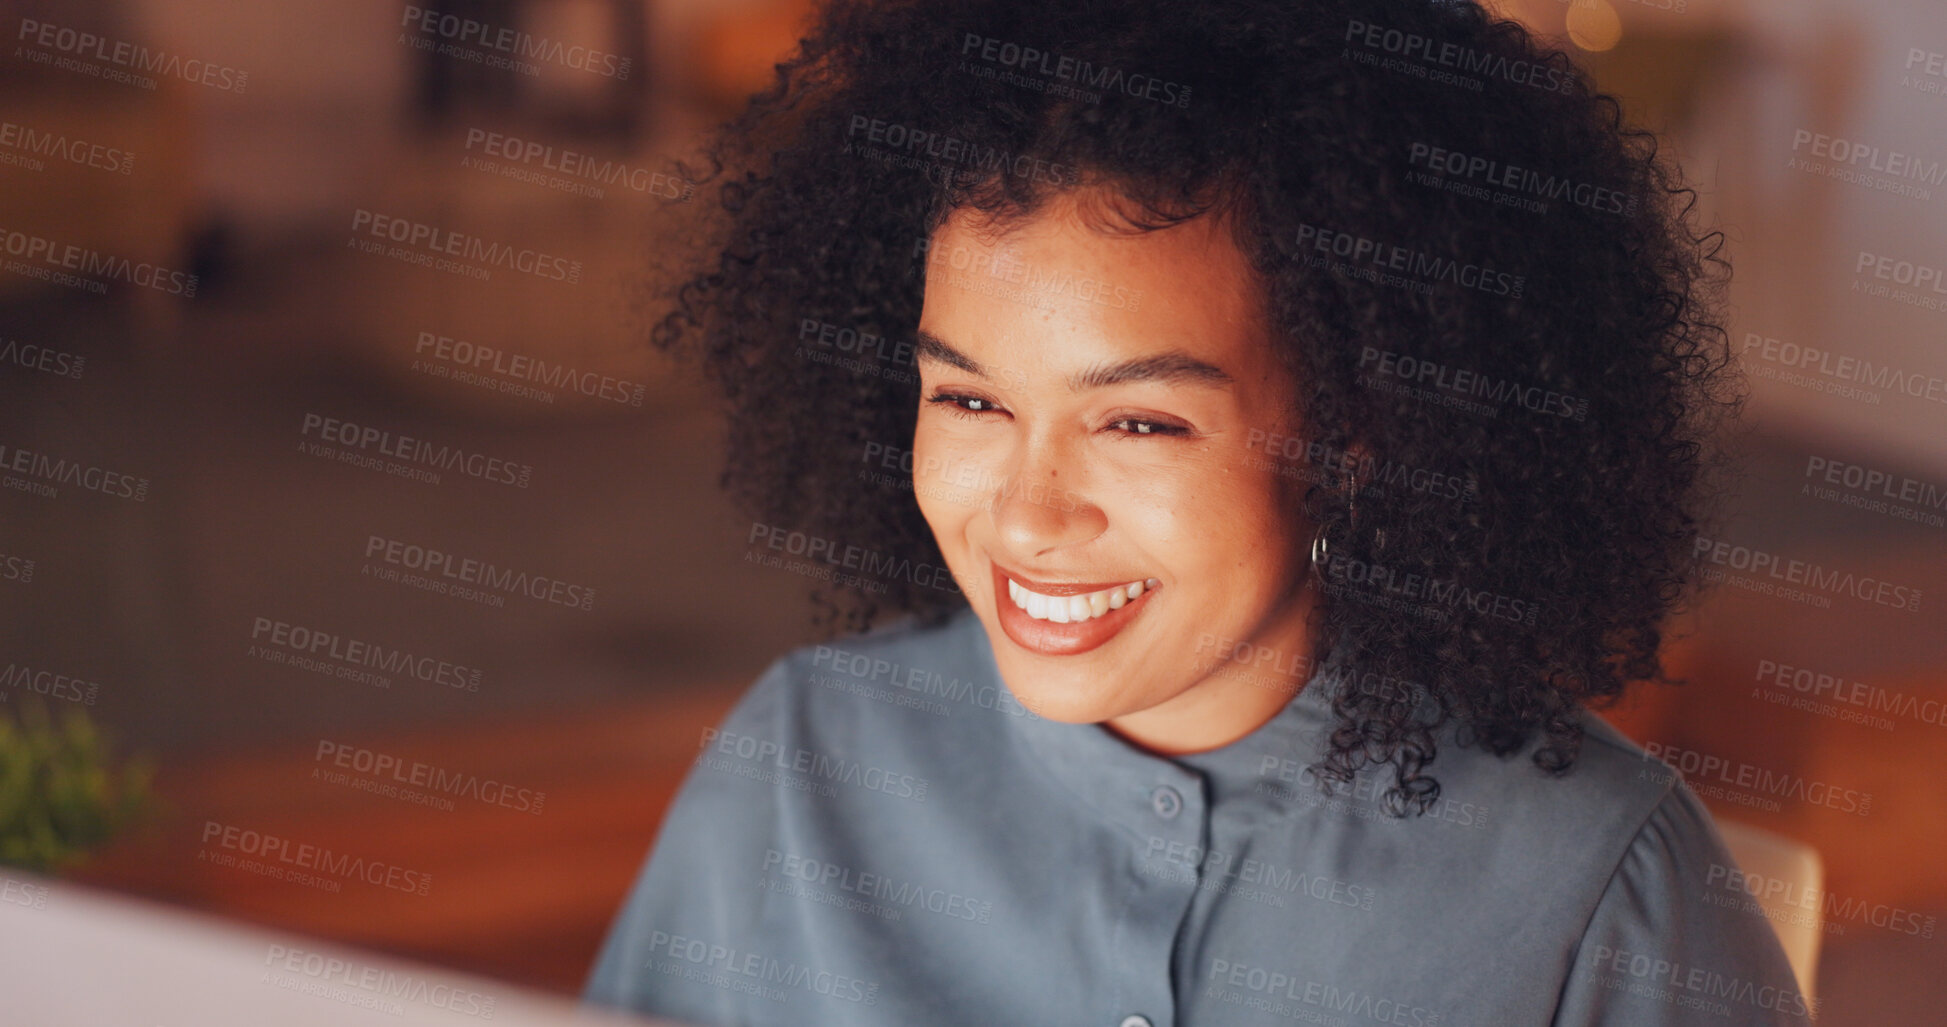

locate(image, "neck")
[[1102, 584, 1320, 756]]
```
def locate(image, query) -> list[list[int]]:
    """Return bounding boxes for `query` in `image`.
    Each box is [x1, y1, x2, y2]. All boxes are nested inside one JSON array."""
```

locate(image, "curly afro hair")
[[647, 0, 1742, 815]]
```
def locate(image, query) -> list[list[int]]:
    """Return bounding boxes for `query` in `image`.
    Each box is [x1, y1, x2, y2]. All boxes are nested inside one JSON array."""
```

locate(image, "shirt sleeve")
[[580, 657, 793, 1026], [1551, 782, 1818, 1026]]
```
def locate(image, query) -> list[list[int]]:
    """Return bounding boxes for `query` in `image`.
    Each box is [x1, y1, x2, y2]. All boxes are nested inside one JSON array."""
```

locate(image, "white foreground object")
[[0, 874, 690, 1027]]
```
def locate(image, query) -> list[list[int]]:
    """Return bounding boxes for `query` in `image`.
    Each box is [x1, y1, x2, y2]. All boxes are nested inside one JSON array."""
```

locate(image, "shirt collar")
[[951, 608, 1347, 834]]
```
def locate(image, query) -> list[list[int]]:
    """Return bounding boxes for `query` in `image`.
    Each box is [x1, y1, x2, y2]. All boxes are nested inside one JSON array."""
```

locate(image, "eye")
[[1105, 416, 1192, 438], [926, 391, 1009, 419]]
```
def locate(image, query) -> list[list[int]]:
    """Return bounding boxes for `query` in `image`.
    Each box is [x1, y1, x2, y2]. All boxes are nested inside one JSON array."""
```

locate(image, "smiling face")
[[913, 188, 1322, 755]]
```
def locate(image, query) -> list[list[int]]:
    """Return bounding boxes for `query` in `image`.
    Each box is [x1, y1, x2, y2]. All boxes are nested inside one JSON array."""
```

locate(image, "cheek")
[[1122, 461, 1293, 576], [910, 417, 979, 533]]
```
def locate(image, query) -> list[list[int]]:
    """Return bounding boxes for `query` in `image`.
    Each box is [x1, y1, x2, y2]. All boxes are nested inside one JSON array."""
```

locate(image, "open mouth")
[[989, 559, 1160, 656]]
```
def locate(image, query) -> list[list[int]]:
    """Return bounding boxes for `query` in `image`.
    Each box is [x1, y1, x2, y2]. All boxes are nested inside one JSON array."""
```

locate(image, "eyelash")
[[924, 391, 1193, 438]]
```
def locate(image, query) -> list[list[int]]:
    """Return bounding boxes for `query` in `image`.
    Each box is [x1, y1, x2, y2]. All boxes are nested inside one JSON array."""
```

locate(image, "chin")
[[1001, 684, 1103, 723], [988, 652, 1143, 724]]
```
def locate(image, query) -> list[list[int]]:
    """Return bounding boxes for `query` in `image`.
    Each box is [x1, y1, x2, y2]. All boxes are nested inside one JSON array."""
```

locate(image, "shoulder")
[[712, 605, 1005, 759], [1367, 703, 1685, 864], [1548, 712, 1754, 899], [1394, 713, 1807, 1021], [1556, 710, 1689, 837], [716, 612, 931, 720], [1374, 706, 1725, 925], [1519, 714, 1744, 917], [761, 607, 992, 697], [1545, 727, 1812, 1023]]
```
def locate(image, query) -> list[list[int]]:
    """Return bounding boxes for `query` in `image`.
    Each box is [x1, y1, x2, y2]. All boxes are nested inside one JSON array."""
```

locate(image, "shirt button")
[[1119, 1016, 1154, 1027], [1150, 785, 1182, 819]]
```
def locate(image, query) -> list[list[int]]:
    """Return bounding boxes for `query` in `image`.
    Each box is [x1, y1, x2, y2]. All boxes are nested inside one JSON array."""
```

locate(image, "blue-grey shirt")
[[583, 607, 1810, 1026]]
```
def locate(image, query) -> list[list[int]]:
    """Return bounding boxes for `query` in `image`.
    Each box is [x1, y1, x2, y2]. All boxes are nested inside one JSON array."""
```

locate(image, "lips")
[[989, 559, 1159, 656]]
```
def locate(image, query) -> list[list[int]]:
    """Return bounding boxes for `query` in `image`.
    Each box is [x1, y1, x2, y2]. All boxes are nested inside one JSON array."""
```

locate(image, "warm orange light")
[[1566, 0, 1624, 52]]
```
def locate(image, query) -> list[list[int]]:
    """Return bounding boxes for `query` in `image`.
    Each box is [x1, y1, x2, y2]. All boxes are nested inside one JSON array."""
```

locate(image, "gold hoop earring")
[[1309, 471, 1358, 582], [1308, 522, 1331, 582]]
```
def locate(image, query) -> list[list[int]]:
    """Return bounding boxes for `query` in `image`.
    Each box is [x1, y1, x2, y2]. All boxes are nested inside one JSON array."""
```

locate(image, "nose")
[[989, 432, 1108, 557]]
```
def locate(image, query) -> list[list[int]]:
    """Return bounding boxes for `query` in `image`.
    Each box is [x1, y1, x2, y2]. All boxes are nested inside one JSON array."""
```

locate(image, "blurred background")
[[0, 0, 1942, 1021]]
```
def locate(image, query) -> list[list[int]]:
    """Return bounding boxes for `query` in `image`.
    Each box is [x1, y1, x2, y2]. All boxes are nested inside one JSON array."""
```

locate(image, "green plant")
[[0, 699, 153, 874]]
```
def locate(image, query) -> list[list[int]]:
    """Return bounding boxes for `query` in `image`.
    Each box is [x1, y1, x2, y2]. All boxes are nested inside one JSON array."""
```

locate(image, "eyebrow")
[[914, 329, 1235, 391]]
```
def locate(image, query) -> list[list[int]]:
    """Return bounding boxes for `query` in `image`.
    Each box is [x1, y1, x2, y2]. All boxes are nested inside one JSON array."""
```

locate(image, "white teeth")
[[1005, 575, 1158, 623]]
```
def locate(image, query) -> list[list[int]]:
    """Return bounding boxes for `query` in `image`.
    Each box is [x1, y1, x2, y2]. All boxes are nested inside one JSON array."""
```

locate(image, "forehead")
[[919, 190, 1273, 376]]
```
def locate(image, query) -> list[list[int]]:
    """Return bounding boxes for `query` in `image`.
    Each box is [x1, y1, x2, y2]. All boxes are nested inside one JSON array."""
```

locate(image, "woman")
[[585, 0, 1811, 1023]]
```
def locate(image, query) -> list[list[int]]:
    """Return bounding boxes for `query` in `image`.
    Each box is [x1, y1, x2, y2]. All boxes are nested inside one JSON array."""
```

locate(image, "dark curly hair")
[[644, 0, 1742, 815]]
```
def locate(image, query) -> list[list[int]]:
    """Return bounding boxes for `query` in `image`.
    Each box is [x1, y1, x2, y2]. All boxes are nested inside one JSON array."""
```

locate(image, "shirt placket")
[[1109, 763, 1207, 1027]]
